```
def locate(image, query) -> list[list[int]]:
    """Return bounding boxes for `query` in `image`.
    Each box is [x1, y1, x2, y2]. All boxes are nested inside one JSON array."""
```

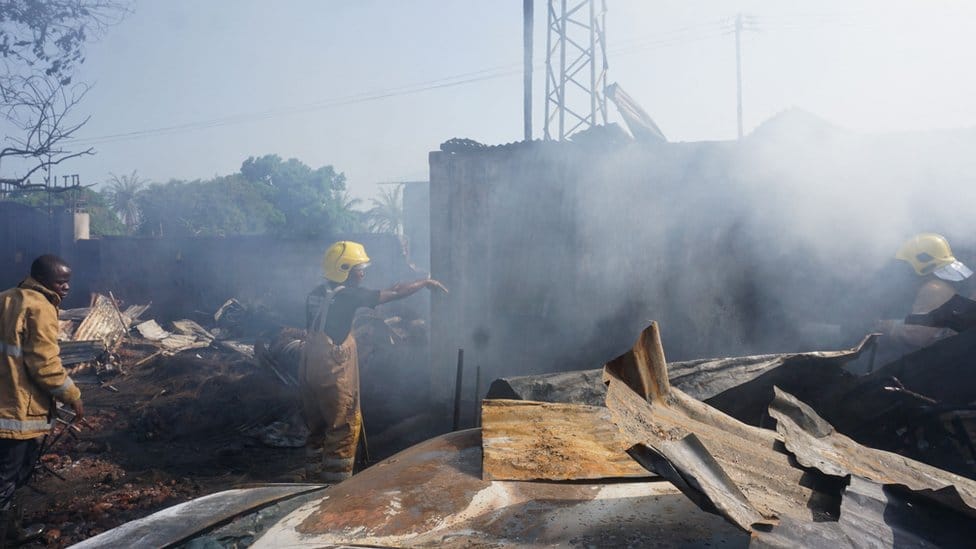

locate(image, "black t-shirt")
[[313, 286, 381, 344]]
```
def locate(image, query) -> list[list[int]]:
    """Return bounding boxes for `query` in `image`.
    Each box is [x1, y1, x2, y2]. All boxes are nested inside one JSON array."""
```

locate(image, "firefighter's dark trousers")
[[0, 438, 40, 511]]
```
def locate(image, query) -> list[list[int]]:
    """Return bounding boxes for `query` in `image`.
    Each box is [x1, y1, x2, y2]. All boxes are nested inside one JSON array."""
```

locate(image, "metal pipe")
[[523, 0, 533, 141], [453, 348, 464, 431], [472, 365, 481, 428]]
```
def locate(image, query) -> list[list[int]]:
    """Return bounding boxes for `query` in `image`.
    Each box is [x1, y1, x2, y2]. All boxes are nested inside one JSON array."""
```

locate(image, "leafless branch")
[[0, 74, 93, 190]]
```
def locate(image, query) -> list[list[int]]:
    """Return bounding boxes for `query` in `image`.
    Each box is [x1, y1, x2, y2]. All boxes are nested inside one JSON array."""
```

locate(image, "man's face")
[[42, 265, 72, 300], [347, 266, 366, 286]]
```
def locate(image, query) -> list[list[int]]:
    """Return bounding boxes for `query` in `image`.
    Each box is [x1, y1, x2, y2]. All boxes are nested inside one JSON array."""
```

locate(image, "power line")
[[66, 16, 807, 147], [70, 67, 528, 146]]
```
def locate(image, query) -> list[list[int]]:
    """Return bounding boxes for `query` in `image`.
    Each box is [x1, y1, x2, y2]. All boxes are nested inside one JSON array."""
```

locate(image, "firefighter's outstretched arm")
[[379, 279, 448, 304]]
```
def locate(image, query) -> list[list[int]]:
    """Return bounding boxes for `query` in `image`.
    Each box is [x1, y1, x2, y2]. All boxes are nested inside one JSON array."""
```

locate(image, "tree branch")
[[0, 74, 93, 190]]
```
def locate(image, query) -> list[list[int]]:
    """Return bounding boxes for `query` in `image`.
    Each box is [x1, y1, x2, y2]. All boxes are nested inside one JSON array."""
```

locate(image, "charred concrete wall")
[[0, 202, 56, 289], [429, 139, 745, 403], [0, 205, 420, 325], [429, 116, 976, 403]]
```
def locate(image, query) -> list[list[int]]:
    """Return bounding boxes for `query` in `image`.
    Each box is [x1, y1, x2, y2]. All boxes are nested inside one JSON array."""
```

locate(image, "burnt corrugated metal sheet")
[[59, 340, 105, 366], [486, 334, 875, 415], [484, 322, 976, 546], [72, 294, 147, 346], [251, 429, 748, 548], [605, 358, 829, 527], [751, 477, 976, 548], [769, 387, 976, 517], [608, 323, 976, 545]]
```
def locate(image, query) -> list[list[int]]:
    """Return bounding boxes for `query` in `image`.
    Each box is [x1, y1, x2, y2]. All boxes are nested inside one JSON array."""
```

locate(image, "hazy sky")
[[56, 0, 976, 199]]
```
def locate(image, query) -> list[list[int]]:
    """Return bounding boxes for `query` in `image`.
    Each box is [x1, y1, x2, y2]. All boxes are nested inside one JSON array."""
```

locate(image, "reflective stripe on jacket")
[[0, 277, 81, 439]]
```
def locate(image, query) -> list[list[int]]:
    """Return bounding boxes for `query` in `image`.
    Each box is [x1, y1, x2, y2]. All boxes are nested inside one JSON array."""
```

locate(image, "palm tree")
[[366, 184, 403, 236], [105, 171, 145, 232], [331, 190, 364, 232]]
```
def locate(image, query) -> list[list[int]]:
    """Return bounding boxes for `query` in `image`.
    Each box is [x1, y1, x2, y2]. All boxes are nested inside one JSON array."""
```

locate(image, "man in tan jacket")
[[0, 255, 83, 541]]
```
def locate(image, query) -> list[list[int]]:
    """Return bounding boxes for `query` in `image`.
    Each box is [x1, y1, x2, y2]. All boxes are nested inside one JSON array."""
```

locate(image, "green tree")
[[241, 154, 363, 237], [104, 170, 145, 232], [331, 190, 364, 233], [366, 184, 404, 236], [136, 175, 282, 237], [130, 155, 362, 238]]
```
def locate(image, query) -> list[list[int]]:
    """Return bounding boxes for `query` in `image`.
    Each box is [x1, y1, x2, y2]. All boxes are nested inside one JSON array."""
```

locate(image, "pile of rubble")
[[230, 316, 976, 547], [9, 295, 302, 546], [21, 290, 433, 547], [61, 295, 976, 547], [59, 295, 255, 380], [79, 310, 976, 547]]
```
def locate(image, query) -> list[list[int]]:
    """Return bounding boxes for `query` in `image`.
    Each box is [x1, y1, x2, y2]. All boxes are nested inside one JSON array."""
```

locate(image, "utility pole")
[[523, 0, 533, 141], [735, 12, 743, 140]]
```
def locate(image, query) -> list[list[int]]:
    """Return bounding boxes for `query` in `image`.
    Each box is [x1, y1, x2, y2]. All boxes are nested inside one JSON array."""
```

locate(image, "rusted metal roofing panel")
[[481, 399, 650, 481], [251, 429, 748, 548]]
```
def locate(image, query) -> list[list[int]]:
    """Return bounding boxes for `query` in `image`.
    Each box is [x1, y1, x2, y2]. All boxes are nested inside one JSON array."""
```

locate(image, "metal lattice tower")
[[543, 0, 609, 141]]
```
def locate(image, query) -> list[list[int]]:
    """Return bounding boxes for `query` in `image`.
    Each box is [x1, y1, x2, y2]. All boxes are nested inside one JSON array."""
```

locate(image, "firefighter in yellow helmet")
[[300, 241, 447, 483], [877, 233, 975, 350]]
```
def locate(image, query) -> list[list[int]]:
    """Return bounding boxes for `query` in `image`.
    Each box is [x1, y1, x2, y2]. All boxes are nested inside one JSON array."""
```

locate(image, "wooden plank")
[[481, 399, 651, 481]]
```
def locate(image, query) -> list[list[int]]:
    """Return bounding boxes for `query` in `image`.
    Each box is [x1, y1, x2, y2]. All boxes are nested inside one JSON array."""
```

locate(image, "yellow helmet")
[[895, 233, 972, 281], [322, 241, 370, 283]]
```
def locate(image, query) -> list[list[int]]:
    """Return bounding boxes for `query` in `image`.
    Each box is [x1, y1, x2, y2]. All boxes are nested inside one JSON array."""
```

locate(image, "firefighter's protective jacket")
[[892, 278, 960, 347], [0, 277, 80, 439]]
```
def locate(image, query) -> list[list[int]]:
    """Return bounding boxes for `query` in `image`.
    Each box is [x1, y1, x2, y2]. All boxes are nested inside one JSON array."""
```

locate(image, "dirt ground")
[[14, 348, 305, 548]]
